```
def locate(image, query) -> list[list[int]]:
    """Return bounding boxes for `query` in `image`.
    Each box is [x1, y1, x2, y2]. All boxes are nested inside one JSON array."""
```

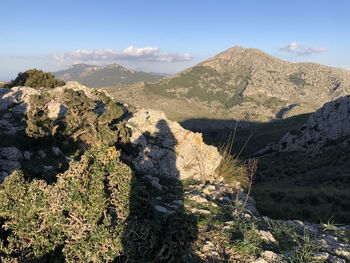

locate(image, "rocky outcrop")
[[126, 109, 223, 181], [0, 81, 125, 179], [258, 95, 350, 155]]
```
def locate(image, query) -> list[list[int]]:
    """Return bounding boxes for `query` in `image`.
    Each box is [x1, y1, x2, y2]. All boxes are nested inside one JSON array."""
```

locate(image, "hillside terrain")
[[1, 71, 349, 262], [0, 81, 6, 88], [185, 96, 350, 224], [105, 46, 350, 122], [54, 63, 163, 88]]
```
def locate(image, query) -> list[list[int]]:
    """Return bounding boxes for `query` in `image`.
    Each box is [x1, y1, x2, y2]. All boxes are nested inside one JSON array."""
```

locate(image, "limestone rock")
[[258, 95, 350, 155], [127, 109, 222, 181]]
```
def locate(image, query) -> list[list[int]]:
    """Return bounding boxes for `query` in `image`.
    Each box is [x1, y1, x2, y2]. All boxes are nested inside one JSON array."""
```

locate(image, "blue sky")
[[0, 0, 349, 80]]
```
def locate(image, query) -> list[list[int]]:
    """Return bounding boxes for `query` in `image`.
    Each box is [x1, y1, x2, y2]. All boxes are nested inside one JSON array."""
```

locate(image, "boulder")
[[126, 109, 222, 181]]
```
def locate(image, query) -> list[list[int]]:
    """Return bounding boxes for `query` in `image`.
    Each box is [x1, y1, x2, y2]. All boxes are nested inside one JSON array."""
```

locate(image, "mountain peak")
[[71, 63, 97, 69]]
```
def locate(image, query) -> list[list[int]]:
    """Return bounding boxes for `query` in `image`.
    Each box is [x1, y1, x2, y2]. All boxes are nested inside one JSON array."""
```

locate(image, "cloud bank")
[[279, 42, 327, 56], [52, 46, 192, 65]]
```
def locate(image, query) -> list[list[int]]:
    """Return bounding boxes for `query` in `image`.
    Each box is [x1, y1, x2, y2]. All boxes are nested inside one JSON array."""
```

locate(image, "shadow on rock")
[[119, 120, 200, 262]]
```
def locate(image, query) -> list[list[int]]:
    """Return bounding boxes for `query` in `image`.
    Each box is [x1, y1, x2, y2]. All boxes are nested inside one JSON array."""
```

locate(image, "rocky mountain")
[[54, 63, 163, 88], [258, 95, 350, 155], [1, 81, 349, 262], [142, 46, 350, 121]]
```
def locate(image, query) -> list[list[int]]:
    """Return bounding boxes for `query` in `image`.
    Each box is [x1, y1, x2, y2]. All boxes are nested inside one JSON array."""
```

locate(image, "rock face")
[[126, 109, 222, 181], [274, 95, 350, 154], [0, 81, 125, 178]]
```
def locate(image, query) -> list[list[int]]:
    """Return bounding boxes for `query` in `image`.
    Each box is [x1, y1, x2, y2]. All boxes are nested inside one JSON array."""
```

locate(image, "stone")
[[0, 159, 21, 173], [189, 194, 209, 204], [154, 205, 173, 214], [0, 147, 23, 161], [258, 230, 277, 243], [335, 248, 350, 259], [191, 208, 211, 215], [126, 109, 222, 181], [328, 256, 347, 263], [47, 101, 67, 120], [313, 252, 330, 261], [252, 258, 268, 263], [51, 147, 63, 156], [202, 241, 214, 253], [37, 150, 47, 159], [262, 251, 281, 262], [23, 151, 31, 160], [150, 180, 163, 190]]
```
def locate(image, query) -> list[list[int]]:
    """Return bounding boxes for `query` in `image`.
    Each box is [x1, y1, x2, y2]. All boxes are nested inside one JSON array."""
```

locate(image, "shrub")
[[26, 89, 125, 149], [0, 146, 132, 262], [4, 69, 65, 89]]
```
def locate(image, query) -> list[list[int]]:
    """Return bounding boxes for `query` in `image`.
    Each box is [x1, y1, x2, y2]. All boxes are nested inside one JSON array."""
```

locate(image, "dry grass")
[[216, 128, 257, 189]]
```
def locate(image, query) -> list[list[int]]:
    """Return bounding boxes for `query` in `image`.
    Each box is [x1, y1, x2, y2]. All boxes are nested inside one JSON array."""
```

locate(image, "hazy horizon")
[[1, 0, 349, 80]]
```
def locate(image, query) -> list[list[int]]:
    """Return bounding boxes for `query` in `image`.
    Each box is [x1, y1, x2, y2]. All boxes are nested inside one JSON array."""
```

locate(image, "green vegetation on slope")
[[54, 64, 162, 88], [145, 65, 253, 108], [253, 137, 350, 224], [4, 69, 65, 89], [0, 147, 132, 262]]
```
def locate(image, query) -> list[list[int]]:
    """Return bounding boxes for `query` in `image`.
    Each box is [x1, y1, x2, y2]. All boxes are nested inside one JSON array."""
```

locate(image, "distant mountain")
[[0, 81, 6, 88], [143, 46, 350, 121], [54, 63, 163, 88]]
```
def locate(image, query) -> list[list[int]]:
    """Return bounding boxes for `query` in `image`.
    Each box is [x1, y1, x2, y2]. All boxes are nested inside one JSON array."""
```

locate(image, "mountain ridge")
[[54, 63, 163, 88], [142, 46, 350, 121]]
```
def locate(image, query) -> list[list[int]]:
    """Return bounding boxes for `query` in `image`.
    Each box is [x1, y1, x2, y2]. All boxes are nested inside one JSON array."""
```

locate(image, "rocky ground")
[[0, 82, 349, 262]]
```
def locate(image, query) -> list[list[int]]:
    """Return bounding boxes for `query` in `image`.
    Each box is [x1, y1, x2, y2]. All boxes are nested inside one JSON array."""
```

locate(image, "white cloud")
[[279, 42, 327, 56], [52, 46, 192, 65]]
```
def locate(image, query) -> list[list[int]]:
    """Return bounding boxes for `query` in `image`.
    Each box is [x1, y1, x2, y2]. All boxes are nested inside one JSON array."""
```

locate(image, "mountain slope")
[[144, 46, 350, 121], [258, 95, 350, 155], [54, 63, 163, 88]]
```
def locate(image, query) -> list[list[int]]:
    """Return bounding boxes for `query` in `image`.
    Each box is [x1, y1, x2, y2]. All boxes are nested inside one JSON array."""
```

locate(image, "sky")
[[0, 0, 349, 80]]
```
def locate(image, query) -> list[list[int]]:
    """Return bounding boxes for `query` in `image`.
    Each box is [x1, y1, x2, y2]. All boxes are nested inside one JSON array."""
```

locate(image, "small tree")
[[4, 69, 65, 89]]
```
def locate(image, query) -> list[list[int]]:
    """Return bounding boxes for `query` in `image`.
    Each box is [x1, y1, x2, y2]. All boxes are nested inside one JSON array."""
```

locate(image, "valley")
[[102, 47, 350, 225]]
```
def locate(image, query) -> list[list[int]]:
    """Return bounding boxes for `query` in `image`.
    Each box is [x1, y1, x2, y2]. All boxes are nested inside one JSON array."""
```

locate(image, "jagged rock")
[[126, 109, 222, 181], [258, 95, 350, 155]]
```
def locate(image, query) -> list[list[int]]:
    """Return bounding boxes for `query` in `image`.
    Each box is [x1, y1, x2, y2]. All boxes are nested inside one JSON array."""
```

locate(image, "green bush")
[[0, 146, 132, 262], [4, 69, 65, 89], [26, 89, 124, 149]]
